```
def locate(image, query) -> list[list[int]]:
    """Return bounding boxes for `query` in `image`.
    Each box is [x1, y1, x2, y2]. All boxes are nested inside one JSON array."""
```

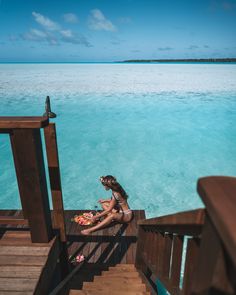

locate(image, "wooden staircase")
[[69, 264, 151, 295]]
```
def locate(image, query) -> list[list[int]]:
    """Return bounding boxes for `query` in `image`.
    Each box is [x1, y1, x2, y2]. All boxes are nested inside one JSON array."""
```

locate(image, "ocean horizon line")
[[0, 58, 236, 65]]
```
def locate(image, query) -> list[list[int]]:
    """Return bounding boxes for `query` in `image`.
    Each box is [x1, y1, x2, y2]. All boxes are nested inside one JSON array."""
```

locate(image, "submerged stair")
[[69, 264, 151, 295]]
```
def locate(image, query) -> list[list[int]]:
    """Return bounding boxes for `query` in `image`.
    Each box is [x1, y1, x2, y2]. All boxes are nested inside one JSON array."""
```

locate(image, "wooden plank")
[[0, 116, 49, 129], [182, 237, 200, 295], [0, 245, 50, 256], [34, 236, 61, 295], [10, 129, 53, 242], [135, 226, 146, 271], [0, 255, 46, 266], [191, 216, 234, 294], [162, 233, 173, 279], [0, 292, 33, 295], [0, 266, 42, 278], [138, 209, 205, 226], [44, 123, 67, 242], [169, 234, 183, 294], [0, 231, 55, 247], [0, 278, 38, 291], [197, 176, 236, 266], [126, 211, 137, 263], [156, 232, 165, 280], [0, 216, 28, 226]]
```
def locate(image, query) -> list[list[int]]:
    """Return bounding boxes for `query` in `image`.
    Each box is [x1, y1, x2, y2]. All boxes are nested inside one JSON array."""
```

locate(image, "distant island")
[[122, 58, 236, 63]]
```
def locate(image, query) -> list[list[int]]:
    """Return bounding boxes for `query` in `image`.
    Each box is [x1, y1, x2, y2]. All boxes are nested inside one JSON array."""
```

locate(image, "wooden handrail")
[[197, 176, 236, 267], [138, 209, 205, 236], [0, 116, 49, 129], [44, 123, 67, 242], [138, 208, 205, 226], [49, 262, 85, 295], [0, 216, 28, 226]]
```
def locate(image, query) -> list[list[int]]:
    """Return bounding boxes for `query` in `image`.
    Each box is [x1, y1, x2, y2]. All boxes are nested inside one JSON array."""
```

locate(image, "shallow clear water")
[[0, 63, 236, 217]]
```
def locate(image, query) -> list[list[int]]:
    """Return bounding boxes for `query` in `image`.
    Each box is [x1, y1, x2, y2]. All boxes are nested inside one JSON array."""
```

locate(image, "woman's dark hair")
[[100, 175, 128, 200]]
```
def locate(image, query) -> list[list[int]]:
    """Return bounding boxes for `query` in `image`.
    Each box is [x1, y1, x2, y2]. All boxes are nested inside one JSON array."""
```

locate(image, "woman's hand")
[[98, 199, 106, 204], [91, 215, 99, 223]]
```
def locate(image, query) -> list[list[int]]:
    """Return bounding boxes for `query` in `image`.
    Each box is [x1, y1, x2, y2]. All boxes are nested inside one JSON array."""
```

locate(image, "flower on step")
[[70, 254, 85, 264], [76, 254, 85, 263]]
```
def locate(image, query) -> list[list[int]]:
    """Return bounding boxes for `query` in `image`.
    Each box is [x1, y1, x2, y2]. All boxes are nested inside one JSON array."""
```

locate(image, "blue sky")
[[0, 0, 236, 62]]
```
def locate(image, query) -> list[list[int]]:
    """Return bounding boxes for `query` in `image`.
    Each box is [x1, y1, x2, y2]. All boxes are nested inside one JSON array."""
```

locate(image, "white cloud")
[[60, 30, 92, 47], [22, 28, 59, 45], [32, 12, 60, 31], [60, 30, 73, 38], [23, 29, 47, 41], [21, 11, 92, 47], [63, 13, 78, 24], [88, 9, 116, 31]]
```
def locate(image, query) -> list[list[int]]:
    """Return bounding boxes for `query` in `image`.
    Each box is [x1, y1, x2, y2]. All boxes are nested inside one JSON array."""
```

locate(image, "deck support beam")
[[10, 129, 52, 243]]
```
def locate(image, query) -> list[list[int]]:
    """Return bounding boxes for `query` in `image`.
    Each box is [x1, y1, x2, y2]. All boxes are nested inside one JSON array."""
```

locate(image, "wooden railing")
[[135, 209, 205, 294], [135, 176, 236, 295], [0, 117, 70, 283], [0, 118, 66, 244]]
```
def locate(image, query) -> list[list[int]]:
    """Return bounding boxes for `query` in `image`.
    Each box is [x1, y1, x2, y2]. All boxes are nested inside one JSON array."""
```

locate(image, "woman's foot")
[[81, 229, 92, 235]]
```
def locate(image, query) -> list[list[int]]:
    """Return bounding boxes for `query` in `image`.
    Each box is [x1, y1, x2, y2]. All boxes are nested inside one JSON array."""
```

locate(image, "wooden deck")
[[0, 209, 145, 294], [65, 210, 145, 265], [0, 209, 145, 265]]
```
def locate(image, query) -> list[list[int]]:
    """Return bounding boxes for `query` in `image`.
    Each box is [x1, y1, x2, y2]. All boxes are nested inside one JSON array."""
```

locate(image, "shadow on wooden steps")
[[69, 264, 152, 295]]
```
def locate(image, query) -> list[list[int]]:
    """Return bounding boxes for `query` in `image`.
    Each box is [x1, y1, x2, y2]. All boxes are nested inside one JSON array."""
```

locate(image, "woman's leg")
[[81, 213, 124, 235]]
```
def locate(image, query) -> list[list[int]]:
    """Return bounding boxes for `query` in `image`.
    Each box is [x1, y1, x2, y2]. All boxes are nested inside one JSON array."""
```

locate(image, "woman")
[[81, 175, 133, 235]]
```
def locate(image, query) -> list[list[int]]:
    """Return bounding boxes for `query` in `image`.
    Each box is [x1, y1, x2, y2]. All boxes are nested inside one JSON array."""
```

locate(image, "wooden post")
[[44, 123, 67, 242], [10, 128, 53, 242], [156, 232, 165, 279], [169, 234, 183, 293], [135, 225, 146, 271], [191, 215, 234, 295], [182, 237, 200, 295], [44, 123, 70, 278], [162, 233, 173, 279]]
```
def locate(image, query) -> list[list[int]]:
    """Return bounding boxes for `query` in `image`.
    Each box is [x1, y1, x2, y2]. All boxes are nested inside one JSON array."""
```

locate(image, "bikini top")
[[112, 192, 125, 205]]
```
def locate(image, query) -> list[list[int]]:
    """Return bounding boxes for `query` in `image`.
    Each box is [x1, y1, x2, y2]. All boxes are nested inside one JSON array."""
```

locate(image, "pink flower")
[[76, 254, 85, 263]]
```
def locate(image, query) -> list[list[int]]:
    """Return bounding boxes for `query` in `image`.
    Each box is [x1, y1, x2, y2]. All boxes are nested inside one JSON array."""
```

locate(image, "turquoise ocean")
[[0, 63, 236, 217]]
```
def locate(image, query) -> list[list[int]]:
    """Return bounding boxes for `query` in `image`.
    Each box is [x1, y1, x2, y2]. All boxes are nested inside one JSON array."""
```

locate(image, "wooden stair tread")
[[0, 245, 50, 256], [0, 255, 47, 266], [69, 264, 151, 294], [0, 292, 33, 295], [0, 266, 42, 278], [70, 291, 150, 295], [94, 276, 143, 283], [0, 231, 54, 247], [0, 234, 59, 294], [83, 282, 147, 291], [0, 277, 38, 291], [101, 271, 141, 277]]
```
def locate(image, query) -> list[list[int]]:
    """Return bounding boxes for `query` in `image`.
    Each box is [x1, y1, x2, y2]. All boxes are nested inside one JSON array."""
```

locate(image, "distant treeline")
[[123, 58, 236, 63]]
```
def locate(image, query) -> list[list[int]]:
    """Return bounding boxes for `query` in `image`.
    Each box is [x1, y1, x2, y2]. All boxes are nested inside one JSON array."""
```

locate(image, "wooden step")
[[0, 277, 37, 292], [0, 266, 42, 278], [0, 292, 33, 295], [101, 271, 141, 278], [70, 290, 150, 295], [94, 276, 143, 283], [0, 255, 47, 266], [83, 282, 147, 291], [108, 266, 136, 271]]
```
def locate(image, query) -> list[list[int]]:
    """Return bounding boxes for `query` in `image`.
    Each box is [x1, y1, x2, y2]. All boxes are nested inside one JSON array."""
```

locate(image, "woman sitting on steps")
[[81, 175, 133, 235]]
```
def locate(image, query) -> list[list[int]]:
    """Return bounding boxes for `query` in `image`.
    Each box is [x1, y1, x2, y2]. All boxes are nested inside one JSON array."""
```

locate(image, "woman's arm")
[[93, 198, 116, 221], [98, 199, 110, 204]]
